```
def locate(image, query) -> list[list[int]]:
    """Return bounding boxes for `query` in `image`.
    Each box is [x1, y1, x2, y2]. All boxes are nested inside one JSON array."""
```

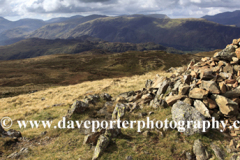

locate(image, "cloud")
[[0, 0, 240, 20]]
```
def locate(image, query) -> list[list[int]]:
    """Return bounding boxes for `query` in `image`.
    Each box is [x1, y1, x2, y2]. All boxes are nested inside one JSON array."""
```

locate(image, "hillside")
[[0, 49, 216, 99], [0, 36, 184, 60], [202, 10, 240, 27], [30, 16, 240, 51]]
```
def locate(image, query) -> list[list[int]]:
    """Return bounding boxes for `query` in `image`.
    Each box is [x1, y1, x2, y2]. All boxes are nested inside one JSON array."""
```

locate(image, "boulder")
[[92, 134, 110, 160], [200, 69, 215, 80], [172, 79, 182, 94], [172, 101, 206, 136], [179, 84, 190, 95], [223, 86, 240, 98], [189, 88, 209, 99], [83, 131, 103, 145], [193, 139, 209, 160], [165, 95, 186, 106], [151, 76, 165, 88], [213, 45, 236, 61], [200, 81, 220, 94], [0, 124, 22, 138], [194, 100, 211, 118], [141, 93, 154, 100], [112, 103, 127, 120], [210, 143, 225, 160], [67, 100, 89, 117], [155, 79, 170, 98], [84, 94, 100, 105], [100, 93, 112, 101], [215, 95, 239, 116]]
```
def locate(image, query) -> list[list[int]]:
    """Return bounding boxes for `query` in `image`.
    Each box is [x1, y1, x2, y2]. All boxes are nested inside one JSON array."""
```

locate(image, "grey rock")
[[100, 93, 112, 101], [194, 100, 211, 118], [145, 79, 153, 88], [126, 156, 133, 160], [7, 148, 28, 159], [155, 79, 170, 98], [186, 151, 193, 160], [193, 139, 208, 160], [112, 103, 127, 120], [213, 45, 236, 61], [210, 143, 225, 160], [84, 94, 100, 105], [172, 101, 206, 136], [92, 134, 110, 160], [67, 100, 89, 118]]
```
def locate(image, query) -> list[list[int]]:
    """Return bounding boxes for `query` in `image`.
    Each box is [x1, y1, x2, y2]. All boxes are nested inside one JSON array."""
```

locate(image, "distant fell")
[[0, 36, 183, 60], [202, 10, 240, 27]]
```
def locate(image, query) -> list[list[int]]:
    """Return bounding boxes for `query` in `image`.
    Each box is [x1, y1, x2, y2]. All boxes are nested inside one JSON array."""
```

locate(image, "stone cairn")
[[161, 38, 240, 136]]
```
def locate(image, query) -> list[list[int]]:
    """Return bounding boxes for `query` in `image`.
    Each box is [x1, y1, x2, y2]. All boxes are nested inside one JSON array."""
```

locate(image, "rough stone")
[[200, 81, 220, 94], [215, 95, 239, 116], [92, 134, 110, 160], [210, 143, 225, 160], [100, 93, 112, 101], [145, 79, 153, 88], [83, 131, 103, 145], [165, 95, 186, 106], [236, 48, 240, 59], [223, 86, 240, 98], [183, 98, 193, 106], [112, 103, 127, 120], [155, 79, 170, 98], [7, 148, 28, 159], [67, 100, 89, 117], [179, 84, 190, 95], [200, 69, 215, 80], [213, 45, 236, 61], [193, 139, 209, 160], [172, 101, 206, 136], [194, 100, 211, 118], [189, 88, 209, 99]]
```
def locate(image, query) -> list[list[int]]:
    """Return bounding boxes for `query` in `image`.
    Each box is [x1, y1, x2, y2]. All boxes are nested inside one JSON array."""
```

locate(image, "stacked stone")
[[150, 38, 240, 136]]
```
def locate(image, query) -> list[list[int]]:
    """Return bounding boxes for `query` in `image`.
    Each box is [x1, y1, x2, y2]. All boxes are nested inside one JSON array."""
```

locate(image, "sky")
[[0, 0, 240, 21]]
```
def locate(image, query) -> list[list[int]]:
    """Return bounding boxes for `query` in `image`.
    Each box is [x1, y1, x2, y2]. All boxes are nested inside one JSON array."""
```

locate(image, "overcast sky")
[[0, 0, 240, 21]]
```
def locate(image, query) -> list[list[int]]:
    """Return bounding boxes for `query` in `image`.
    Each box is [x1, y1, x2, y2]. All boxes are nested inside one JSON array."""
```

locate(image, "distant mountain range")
[[0, 35, 183, 60], [0, 11, 240, 54], [202, 10, 240, 27], [30, 16, 240, 51]]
